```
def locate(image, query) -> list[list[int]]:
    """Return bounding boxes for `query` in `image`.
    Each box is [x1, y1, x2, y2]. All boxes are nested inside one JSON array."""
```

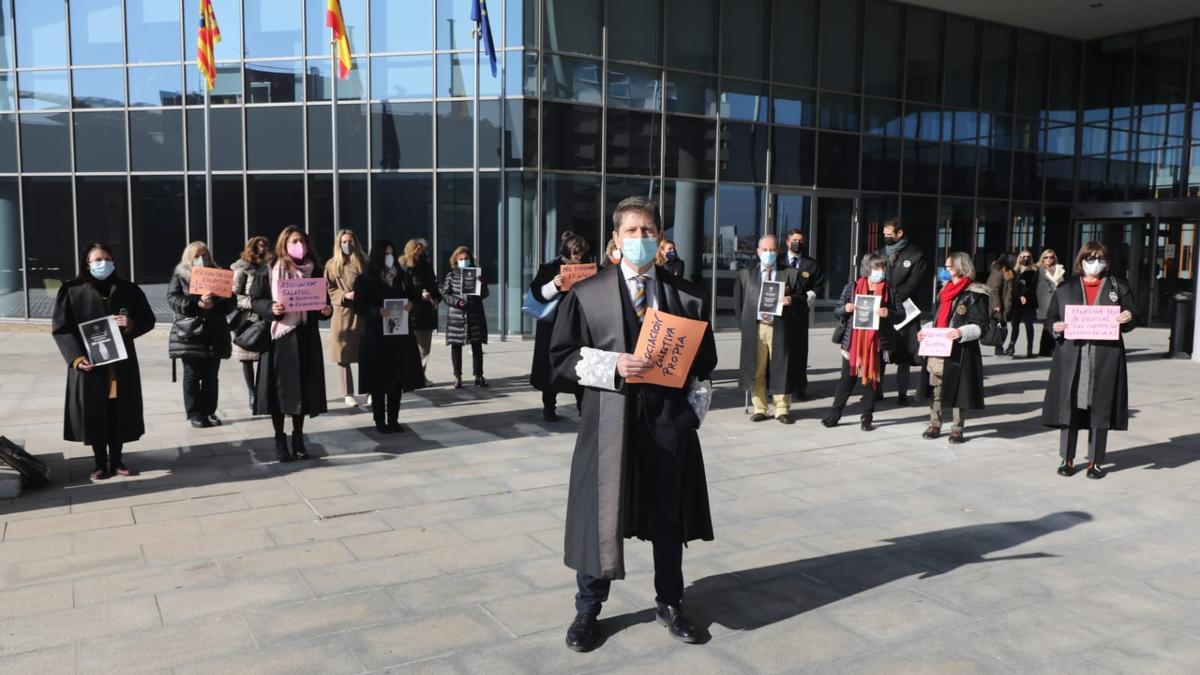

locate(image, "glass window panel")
[[244, 61, 303, 103], [372, 173, 434, 246], [977, 147, 1012, 199], [438, 0, 479, 52], [816, 132, 858, 189], [304, 57, 366, 100], [543, 0, 601, 56], [606, 65, 661, 111], [76, 177, 129, 276], [185, 175, 245, 260], [74, 111, 126, 172], [861, 136, 900, 192], [905, 7, 942, 104], [434, 172, 476, 282], [720, 80, 767, 123], [185, 63, 241, 105], [606, 108, 661, 176], [125, 0, 181, 63], [661, 180, 714, 289], [371, 0, 432, 52], [71, 0, 123, 65], [307, 105, 331, 169], [543, 173, 601, 255], [863, 0, 902, 99], [1083, 34, 1133, 122], [1015, 31, 1047, 118], [819, 0, 860, 93], [542, 101, 601, 171], [771, 126, 815, 186], [1045, 126, 1075, 155], [940, 143, 976, 196], [608, 0, 660, 64], [244, 105, 302, 169], [715, 184, 764, 328], [72, 68, 125, 108], [336, 103, 368, 169], [436, 52, 500, 98], [129, 109, 184, 171], [18, 70, 69, 111], [0, 176, 21, 316], [507, 50, 538, 98], [1046, 37, 1078, 122], [980, 24, 1014, 113], [943, 110, 978, 144], [943, 16, 978, 108], [436, 100, 473, 168], [772, 87, 816, 127], [0, 1, 13, 69], [605, 176, 656, 226], [988, 114, 1015, 149], [902, 104, 940, 141], [771, 0, 815, 86], [719, 121, 767, 183], [245, 174, 304, 239], [308, 0, 364, 55], [22, 177, 74, 317], [1012, 151, 1041, 201], [372, 55, 433, 100], [1042, 156, 1074, 202], [864, 98, 902, 136], [0, 73, 11, 112], [504, 98, 537, 167], [244, 0, 302, 58], [1135, 22, 1190, 114], [506, 0, 535, 49], [307, 173, 366, 247], [1012, 117, 1038, 151], [902, 141, 939, 194], [129, 66, 184, 106], [20, 112, 71, 172], [0, 114, 15, 172], [543, 55, 602, 104], [184, 0, 242, 60], [131, 176, 185, 290], [186, 107, 242, 171], [372, 101, 433, 169], [665, 72, 716, 116], [665, 114, 715, 179], [665, 0, 715, 72], [14, 0, 66, 67], [973, 200, 1008, 272], [818, 93, 859, 132], [721, 0, 767, 80]]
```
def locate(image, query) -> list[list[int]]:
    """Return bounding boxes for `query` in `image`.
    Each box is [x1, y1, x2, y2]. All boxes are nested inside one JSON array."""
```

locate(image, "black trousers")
[[575, 409, 684, 616], [1008, 306, 1036, 352], [1059, 409, 1108, 464], [829, 357, 880, 419], [880, 362, 913, 400], [91, 399, 124, 471], [450, 342, 484, 377], [543, 389, 584, 413], [181, 357, 220, 419], [371, 383, 402, 425]]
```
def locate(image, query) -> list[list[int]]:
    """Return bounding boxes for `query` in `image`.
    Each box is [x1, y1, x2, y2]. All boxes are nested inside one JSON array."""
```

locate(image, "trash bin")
[[1169, 291, 1195, 358]]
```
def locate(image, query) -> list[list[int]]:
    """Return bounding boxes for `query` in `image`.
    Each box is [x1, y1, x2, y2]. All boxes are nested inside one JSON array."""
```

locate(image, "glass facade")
[[0, 1, 1197, 330]]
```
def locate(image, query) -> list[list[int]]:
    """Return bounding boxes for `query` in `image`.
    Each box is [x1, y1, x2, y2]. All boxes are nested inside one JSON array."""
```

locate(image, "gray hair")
[[757, 233, 778, 249], [859, 253, 886, 278], [946, 251, 975, 280], [612, 196, 661, 232]]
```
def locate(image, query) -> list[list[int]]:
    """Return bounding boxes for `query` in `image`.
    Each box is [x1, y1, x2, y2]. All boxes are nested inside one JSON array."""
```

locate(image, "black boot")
[[291, 432, 310, 460], [475, 376, 488, 387], [275, 433, 292, 462]]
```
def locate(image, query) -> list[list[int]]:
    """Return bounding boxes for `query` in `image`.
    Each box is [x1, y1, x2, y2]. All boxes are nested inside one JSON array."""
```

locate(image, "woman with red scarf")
[[822, 254, 906, 431], [918, 252, 990, 443]]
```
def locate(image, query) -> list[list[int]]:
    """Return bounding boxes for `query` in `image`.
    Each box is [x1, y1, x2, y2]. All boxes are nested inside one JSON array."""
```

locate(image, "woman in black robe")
[[51, 243, 155, 480], [529, 232, 589, 421]]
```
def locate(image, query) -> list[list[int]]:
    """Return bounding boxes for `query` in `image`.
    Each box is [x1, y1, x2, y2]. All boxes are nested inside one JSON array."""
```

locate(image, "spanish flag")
[[197, 0, 221, 91], [326, 0, 352, 80]]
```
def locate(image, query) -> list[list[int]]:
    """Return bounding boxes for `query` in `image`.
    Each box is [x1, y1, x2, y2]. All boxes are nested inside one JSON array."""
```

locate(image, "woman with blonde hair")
[[325, 229, 367, 406], [400, 238, 440, 383], [1035, 247, 1066, 356], [231, 236, 270, 412], [600, 239, 621, 268], [167, 241, 233, 428], [656, 239, 685, 277], [442, 246, 490, 388]]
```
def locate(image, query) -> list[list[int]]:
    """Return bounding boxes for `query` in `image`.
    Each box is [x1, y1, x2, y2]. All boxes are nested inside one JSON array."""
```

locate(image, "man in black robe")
[[734, 234, 802, 424], [780, 228, 824, 398], [550, 196, 718, 652], [873, 218, 928, 404]]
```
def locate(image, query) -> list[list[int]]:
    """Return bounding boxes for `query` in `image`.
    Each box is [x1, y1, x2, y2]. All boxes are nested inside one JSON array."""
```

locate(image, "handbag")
[[521, 288, 560, 323], [172, 315, 205, 341], [233, 318, 271, 352], [980, 318, 1008, 348], [831, 318, 849, 344]]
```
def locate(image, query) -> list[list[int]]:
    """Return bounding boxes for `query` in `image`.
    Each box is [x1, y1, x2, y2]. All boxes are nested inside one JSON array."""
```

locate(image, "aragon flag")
[[197, 0, 221, 91]]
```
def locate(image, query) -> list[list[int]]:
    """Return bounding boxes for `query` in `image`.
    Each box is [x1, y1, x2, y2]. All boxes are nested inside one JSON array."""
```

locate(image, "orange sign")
[[188, 267, 235, 298], [626, 308, 707, 389], [560, 263, 598, 291]]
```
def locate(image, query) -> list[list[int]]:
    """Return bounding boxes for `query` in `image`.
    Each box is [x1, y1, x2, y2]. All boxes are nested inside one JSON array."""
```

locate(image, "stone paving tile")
[[300, 551, 443, 597], [0, 646, 74, 675], [72, 559, 223, 606], [69, 516, 203, 551], [219, 539, 355, 578], [0, 580, 75, 620], [173, 634, 366, 675], [1, 545, 145, 588], [0, 596, 161, 658], [0, 533, 72, 566], [2, 505, 133, 539], [341, 609, 513, 670], [447, 508, 561, 542], [142, 527, 274, 566], [387, 566, 540, 616], [74, 612, 256, 673], [340, 524, 470, 559], [196, 501, 316, 535], [156, 573, 314, 624], [419, 534, 554, 575], [131, 492, 251, 524], [244, 590, 409, 646], [266, 511, 392, 546]]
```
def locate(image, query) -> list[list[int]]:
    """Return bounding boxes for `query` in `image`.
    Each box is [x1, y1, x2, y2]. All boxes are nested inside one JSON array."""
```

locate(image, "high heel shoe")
[[454, 377, 464, 389], [291, 432, 310, 460]]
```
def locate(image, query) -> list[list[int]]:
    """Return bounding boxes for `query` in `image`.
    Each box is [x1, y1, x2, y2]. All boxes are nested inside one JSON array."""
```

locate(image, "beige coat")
[[325, 262, 363, 363]]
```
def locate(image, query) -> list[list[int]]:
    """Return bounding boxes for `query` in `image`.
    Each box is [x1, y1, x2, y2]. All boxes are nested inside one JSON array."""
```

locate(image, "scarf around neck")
[[848, 277, 889, 387], [936, 276, 971, 328], [884, 237, 908, 259], [270, 259, 315, 341]]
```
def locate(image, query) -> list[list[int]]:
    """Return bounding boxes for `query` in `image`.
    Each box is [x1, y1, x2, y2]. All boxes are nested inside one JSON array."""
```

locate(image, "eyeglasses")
[[1084, 256, 1107, 263], [1041, 255, 1055, 260]]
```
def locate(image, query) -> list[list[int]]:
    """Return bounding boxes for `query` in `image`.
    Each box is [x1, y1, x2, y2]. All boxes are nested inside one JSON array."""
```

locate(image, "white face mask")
[[1082, 260, 1106, 276], [384, 254, 395, 269], [341, 243, 352, 256], [193, 257, 206, 268], [457, 259, 470, 269]]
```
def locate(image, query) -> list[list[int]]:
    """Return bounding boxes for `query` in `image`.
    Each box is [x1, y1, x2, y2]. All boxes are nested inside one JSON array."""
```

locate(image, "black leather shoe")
[[1086, 463, 1106, 480], [860, 415, 874, 431], [820, 415, 839, 428], [189, 417, 211, 429], [543, 407, 559, 422], [275, 433, 292, 462], [207, 415, 223, 427], [387, 422, 406, 433], [750, 413, 769, 422], [375, 421, 393, 434], [896, 395, 910, 406], [475, 376, 488, 387], [1003, 345, 1015, 356], [948, 429, 965, 444], [453, 377, 463, 389], [656, 603, 699, 644], [777, 414, 794, 425], [922, 426, 941, 439], [1057, 460, 1074, 477], [291, 432, 310, 460], [565, 612, 598, 652]]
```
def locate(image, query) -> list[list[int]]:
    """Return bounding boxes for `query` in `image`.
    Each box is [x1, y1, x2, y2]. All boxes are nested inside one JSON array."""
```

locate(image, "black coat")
[[442, 268, 489, 345], [831, 280, 906, 354], [353, 271, 425, 395], [401, 261, 441, 331], [662, 257, 685, 278], [529, 258, 580, 393], [874, 240, 928, 366], [550, 264, 718, 580], [51, 277, 156, 445], [166, 269, 233, 360], [733, 265, 805, 396], [250, 264, 330, 417], [928, 283, 990, 410], [1041, 277, 1135, 431], [1013, 267, 1039, 313], [780, 252, 824, 389]]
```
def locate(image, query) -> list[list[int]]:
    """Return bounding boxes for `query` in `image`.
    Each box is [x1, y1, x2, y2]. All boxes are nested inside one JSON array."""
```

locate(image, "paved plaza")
[[0, 322, 1198, 674]]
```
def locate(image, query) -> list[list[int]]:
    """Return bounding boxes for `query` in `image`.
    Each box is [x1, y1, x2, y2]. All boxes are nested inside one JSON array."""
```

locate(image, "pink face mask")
[[287, 241, 306, 261]]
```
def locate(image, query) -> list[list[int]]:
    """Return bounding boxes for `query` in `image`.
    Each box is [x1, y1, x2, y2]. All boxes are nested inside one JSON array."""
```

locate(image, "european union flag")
[[471, 0, 498, 77]]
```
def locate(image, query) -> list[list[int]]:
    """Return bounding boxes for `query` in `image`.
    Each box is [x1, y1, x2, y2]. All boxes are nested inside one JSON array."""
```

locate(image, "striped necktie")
[[633, 275, 648, 321]]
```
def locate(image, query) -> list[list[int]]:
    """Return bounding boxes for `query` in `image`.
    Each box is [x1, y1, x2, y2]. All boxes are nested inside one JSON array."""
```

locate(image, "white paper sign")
[[78, 316, 128, 366], [757, 280, 785, 316], [382, 299, 409, 335]]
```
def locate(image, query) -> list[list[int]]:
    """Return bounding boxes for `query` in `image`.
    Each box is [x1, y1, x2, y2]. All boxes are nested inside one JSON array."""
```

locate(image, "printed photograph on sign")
[[78, 316, 129, 366], [757, 280, 785, 316], [461, 268, 481, 296], [852, 294, 881, 331], [626, 308, 707, 389], [383, 299, 409, 335]]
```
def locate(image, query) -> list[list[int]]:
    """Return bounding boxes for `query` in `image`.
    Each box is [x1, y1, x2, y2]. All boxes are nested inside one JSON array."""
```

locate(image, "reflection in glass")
[[902, 141, 939, 194], [936, 198, 974, 260], [861, 136, 900, 192], [71, 0, 123, 65], [943, 16, 978, 109], [185, 64, 241, 105], [131, 176, 186, 286], [714, 183, 764, 328], [435, 172, 475, 280], [902, 104, 941, 141], [818, 93, 859, 131], [129, 66, 184, 106], [721, 0, 767, 80], [508, 50, 538, 98], [941, 143, 977, 196], [665, 115, 715, 180], [719, 122, 767, 183], [187, 108, 243, 171], [14, 0, 66, 67], [184, 0, 242, 58], [372, 102, 433, 169], [864, 99, 903, 137], [437, 101, 473, 168], [130, 110, 184, 171], [126, 0, 181, 62], [543, 173, 601, 255], [980, 24, 1014, 114], [436, 53, 500, 97], [819, 0, 860, 93], [72, 68, 125, 108], [22, 177, 74, 317], [720, 80, 768, 122], [0, 74, 11, 112], [822, 196, 862, 300], [372, 56, 433, 100], [665, 72, 716, 116], [665, 0, 715, 72], [606, 109, 661, 176], [308, 173, 366, 247], [0, 178, 24, 316], [246, 174, 304, 239], [772, 88, 816, 128], [306, 59, 368, 101], [371, 0, 432, 52], [74, 112, 127, 172], [772, 0, 816, 86], [542, 102, 601, 171], [817, 132, 859, 189], [76, 177, 129, 275], [17, 71, 69, 111], [771, 127, 815, 186], [307, 105, 331, 169], [904, 7, 942, 103], [438, 0, 480, 51], [977, 148, 1012, 199], [863, 0, 902, 98], [607, 65, 661, 111], [543, 55, 602, 104], [1015, 32, 1047, 118], [186, 175, 245, 260], [244, 0, 302, 57], [608, 0, 661, 64], [0, 1, 12, 69], [336, 103, 369, 169], [20, 113, 71, 172], [308, 0, 364, 56], [1011, 151, 1041, 201], [372, 173, 434, 247], [543, 0, 601, 57], [0, 115, 16, 172], [246, 61, 304, 103]]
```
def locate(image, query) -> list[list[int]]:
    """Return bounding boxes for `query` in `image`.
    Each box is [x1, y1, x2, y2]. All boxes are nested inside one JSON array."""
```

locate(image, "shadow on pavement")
[[1107, 433, 1200, 472]]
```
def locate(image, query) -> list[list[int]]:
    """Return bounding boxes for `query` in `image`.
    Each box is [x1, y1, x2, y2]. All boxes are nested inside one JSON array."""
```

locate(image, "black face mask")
[[882, 236, 897, 246], [789, 241, 803, 254]]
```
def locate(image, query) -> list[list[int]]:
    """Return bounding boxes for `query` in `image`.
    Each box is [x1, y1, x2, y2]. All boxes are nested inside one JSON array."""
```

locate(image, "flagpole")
[[331, 26, 341, 231], [204, 83, 213, 247], [472, 19, 481, 256]]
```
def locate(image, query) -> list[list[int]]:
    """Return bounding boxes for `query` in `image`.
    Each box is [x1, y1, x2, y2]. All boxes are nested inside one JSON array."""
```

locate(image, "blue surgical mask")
[[621, 237, 658, 267], [89, 260, 115, 280], [938, 267, 953, 283], [384, 254, 395, 269], [869, 270, 886, 284], [457, 259, 470, 269], [759, 251, 777, 267]]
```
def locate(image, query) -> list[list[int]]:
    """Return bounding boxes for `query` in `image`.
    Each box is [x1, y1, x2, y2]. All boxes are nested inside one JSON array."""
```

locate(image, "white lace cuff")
[[541, 281, 560, 300], [958, 323, 982, 343], [806, 290, 816, 304], [686, 378, 713, 426], [575, 347, 620, 391]]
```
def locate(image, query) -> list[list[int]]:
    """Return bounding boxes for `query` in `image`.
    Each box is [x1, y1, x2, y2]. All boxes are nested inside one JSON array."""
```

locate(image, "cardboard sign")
[[1064, 304, 1120, 341], [277, 277, 328, 313], [188, 267, 235, 298], [918, 327, 955, 357], [461, 267, 481, 296], [78, 316, 128, 366], [757, 280, 785, 316], [382, 299, 409, 335], [560, 263, 597, 291], [852, 294, 881, 331], [626, 308, 707, 389]]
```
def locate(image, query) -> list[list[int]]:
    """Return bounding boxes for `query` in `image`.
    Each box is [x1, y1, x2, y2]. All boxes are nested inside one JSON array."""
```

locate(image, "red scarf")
[[848, 277, 889, 387], [936, 276, 971, 328], [1082, 277, 1103, 305]]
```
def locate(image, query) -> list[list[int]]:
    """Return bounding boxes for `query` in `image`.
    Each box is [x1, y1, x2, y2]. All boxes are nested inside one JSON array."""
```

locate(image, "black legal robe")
[[733, 265, 805, 397]]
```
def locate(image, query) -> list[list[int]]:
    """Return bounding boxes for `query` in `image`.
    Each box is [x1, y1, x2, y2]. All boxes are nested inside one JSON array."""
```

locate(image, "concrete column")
[[0, 192, 20, 296], [505, 190, 526, 335], [671, 180, 700, 280]]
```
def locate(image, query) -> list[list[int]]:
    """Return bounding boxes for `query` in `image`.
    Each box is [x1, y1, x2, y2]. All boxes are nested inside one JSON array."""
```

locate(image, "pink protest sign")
[[277, 277, 328, 313], [918, 327, 955, 357], [1064, 304, 1120, 341]]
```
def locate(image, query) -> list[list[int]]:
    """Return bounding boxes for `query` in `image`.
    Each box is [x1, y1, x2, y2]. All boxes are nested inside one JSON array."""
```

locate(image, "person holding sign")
[[529, 232, 590, 421], [821, 254, 905, 431], [550, 197, 717, 652], [733, 234, 803, 424], [52, 243, 156, 480], [916, 252, 990, 444], [251, 226, 333, 462], [442, 246, 491, 388], [1042, 242, 1135, 480], [354, 240, 423, 434], [167, 241, 233, 428], [231, 237, 271, 413]]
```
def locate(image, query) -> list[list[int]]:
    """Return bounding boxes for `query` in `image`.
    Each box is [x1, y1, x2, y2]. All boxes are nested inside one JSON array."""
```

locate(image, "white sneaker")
[[344, 395, 357, 407]]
